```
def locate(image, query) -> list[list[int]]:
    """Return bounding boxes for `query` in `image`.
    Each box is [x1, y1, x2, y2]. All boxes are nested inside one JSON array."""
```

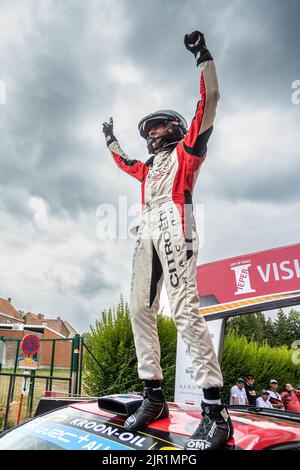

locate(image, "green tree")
[[264, 316, 276, 345], [226, 312, 269, 344], [271, 309, 300, 348], [226, 308, 300, 348], [271, 310, 290, 347], [83, 295, 177, 401]]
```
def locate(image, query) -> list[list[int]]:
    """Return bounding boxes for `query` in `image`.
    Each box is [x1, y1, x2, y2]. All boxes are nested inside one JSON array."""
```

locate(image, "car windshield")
[[0, 407, 128, 451], [0, 430, 62, 450], [0, 406, 149, 450]]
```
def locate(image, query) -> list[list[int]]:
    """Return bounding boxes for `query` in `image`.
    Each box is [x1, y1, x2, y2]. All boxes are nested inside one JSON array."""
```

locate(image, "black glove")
[[184, 31, 213, 66], [102, 117, 117, 146]]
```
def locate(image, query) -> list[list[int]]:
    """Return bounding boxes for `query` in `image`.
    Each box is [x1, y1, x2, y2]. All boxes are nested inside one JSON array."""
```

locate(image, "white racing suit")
[[107, 60, 223, 390]]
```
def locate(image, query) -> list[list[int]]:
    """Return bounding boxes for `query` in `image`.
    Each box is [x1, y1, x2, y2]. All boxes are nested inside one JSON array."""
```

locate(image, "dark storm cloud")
[[202, 158, 300, 204], [196, 102, 300, 205], [1, 0, 126, 217], [1, 0, 299, 219], [217, 0, 300, 108], [123, 0, 300, 107], [1, 0, 299, 330]]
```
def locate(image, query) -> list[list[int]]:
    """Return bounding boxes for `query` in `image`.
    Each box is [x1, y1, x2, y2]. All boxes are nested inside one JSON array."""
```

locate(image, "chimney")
[[57, 316, 61, 321], [38, 313, 44, 320], [8, 298, 11, 303]]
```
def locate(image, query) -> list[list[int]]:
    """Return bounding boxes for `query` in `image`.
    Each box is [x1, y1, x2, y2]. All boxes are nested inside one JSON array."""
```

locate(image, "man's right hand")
[[184, 30, 213, 66], [184, 31, 206, 52], [102, 117, 117, 146]]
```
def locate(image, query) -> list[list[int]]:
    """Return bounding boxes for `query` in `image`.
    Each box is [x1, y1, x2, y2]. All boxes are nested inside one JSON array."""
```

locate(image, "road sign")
[[18, 357, 38, 370], [21, 334, 40, 357]]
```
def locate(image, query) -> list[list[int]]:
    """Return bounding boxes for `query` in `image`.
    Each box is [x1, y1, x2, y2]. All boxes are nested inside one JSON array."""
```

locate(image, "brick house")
[[24, 312, 77, 368], [0, 298, 24, 324], [0, 298, 78, 369], [24, 312, 77, 339], [0, 299, 24, 367]]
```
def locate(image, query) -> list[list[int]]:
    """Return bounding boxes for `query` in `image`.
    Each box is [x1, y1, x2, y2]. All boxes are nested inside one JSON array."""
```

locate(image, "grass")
[[0, 367, 72, 430]]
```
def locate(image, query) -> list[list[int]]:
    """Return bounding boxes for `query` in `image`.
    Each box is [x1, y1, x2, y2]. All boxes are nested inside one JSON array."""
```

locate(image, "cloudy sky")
[[0, 0, 299, 333]]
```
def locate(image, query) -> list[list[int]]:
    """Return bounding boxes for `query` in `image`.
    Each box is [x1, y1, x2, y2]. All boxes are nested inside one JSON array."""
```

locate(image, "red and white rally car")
[[0, 393, 299, 450]]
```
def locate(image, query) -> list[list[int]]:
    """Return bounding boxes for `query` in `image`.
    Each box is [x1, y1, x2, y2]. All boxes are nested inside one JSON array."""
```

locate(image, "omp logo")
[[186, 440, 210, 450], [208, 422, 217, 438], [0, 80, 6, 104], [231, 263, 256, 296]]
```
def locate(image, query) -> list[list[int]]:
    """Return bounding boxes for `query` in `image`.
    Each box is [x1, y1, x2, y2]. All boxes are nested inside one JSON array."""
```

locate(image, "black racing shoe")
[[185, 402, 233, 450], [124, 387, 169, 431]]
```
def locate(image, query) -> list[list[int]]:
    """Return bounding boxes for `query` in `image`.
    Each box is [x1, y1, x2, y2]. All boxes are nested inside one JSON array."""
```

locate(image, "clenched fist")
[[184, 31, 213, 66]]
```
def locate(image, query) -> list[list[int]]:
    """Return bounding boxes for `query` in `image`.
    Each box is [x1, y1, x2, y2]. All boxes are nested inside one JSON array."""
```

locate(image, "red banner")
[[197, 243, 300, 319]]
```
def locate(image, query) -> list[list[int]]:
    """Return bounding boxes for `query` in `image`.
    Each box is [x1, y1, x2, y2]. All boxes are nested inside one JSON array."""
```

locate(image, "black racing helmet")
[[138, 109, 188, 154]]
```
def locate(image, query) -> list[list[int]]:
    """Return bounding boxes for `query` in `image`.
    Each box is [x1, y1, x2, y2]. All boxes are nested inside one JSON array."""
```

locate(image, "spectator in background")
[[244, 374, 257, 406], [256, 390, 273, 409], [281, 384, 300, 413], [268, 379, 284, 409], [230, 378, 248, 405]]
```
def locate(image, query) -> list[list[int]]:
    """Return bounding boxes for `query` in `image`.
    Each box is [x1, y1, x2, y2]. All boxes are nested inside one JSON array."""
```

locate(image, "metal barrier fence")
[[0, 334, 84, 430]]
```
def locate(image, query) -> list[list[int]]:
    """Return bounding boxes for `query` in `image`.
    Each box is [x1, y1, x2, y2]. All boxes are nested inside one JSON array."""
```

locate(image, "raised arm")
[[102, 117, 147, 182], [182, 31, 220, 159]]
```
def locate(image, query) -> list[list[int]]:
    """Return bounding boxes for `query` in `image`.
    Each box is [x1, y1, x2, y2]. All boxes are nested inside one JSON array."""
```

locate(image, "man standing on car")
[[102, 31, 233, 450]]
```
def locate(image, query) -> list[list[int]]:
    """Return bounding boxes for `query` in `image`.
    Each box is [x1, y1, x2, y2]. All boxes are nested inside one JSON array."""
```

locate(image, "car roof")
[[68, 401, 300, 450]]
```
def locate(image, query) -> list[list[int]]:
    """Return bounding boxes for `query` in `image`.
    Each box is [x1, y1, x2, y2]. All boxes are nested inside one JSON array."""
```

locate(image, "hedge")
[[83, 299, 177, 401], [221, 333, 300, 403], [83, 301, 300, 403]]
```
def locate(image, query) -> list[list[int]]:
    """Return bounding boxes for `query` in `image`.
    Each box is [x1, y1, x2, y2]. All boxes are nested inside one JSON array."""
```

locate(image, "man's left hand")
[[102, 117, 117, 146]]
